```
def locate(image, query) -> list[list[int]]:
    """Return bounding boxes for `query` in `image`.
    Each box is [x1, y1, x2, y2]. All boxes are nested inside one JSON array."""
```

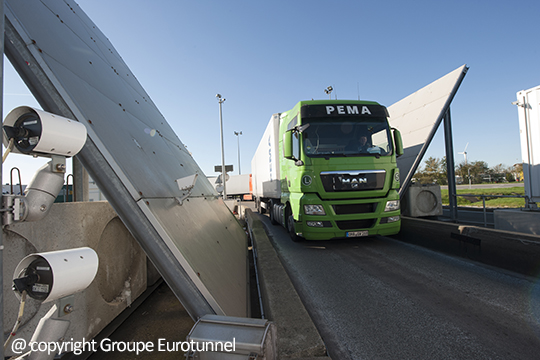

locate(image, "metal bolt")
[[64, 304, 74, 314], [56, 163, 66, 172]]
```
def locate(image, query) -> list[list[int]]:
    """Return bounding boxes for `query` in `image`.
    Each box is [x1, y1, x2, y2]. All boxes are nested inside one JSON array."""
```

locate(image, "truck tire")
[[286, 207, 302, 242], [269, 200, 278, 225]]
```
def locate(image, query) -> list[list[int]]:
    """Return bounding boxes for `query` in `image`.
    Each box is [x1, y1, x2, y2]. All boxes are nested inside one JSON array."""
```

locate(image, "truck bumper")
[[295, 191, 401, 240], [298, 219, 401, 240]]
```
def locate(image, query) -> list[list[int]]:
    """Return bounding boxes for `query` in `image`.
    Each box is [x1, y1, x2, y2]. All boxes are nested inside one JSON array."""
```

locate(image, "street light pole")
[[216, 94, 227, 199], [234, 131, 242, 175], [324, 86, 333, 99]]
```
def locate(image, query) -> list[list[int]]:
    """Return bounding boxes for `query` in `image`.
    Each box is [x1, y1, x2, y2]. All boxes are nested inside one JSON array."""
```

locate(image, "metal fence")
[[453, 194, 530, 227]]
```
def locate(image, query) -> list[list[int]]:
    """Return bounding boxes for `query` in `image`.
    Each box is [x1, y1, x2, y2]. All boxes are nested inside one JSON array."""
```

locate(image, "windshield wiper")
[[344, 152, 382, 159], [311, 153, 382, 159]]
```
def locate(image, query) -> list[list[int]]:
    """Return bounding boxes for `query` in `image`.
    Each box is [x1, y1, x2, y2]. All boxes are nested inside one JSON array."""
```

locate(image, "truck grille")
[[333, 203, 377, 215], [320, 170, 385, 192], [336, 219, 375, 230]]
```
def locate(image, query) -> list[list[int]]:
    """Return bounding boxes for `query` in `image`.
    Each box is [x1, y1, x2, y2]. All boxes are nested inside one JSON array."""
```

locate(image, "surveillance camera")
[[13, 247, 98, 303], [3, 106, 87, 157]]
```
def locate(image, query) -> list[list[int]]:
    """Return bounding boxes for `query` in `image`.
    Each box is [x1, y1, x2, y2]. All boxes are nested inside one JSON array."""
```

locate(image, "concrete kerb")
[[396, 216, 540, 277], [245, 209, 329, 360]]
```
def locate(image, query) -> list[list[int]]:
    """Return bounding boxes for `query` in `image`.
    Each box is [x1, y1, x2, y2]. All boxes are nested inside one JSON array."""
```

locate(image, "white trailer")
[[251, 114, 281, 212], [209, 174, 252, 199], [516, 85, 540, 205], [226, 174, 251, 195]]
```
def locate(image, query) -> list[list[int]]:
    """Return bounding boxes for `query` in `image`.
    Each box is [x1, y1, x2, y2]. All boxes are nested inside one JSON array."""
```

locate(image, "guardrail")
[[453, 194, 530, 227]]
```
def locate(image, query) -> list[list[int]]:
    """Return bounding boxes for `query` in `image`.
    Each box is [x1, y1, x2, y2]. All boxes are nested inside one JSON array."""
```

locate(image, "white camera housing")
[[13, 247, 98, 303], [3, 106, 87, 157]]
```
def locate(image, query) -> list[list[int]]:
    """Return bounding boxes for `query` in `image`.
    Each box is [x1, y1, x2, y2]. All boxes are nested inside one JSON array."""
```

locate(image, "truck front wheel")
[[286, 207, 302, 242], [269, 200, 277, 225]]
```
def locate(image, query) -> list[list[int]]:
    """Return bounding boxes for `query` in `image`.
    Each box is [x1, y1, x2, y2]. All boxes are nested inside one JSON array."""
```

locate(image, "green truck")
[[251, 100, 403, 241]]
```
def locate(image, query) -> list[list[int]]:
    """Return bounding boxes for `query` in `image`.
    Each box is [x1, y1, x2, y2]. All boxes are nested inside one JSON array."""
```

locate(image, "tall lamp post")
[[216, 94, 227, 198], [324, 86, 333, 99], [234, 131, 242, 175]]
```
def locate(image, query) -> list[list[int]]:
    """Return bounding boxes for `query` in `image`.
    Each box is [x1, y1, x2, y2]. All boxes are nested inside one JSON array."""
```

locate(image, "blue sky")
[[3, 0, 540, 184]]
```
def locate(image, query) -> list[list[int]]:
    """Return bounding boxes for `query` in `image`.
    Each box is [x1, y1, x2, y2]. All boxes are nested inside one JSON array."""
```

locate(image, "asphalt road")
[[256, 213, 540, 360]]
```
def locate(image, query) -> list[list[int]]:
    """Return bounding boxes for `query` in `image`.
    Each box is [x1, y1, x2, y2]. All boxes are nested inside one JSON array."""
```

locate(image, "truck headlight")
[[380, 216, 400, 224], [304, 204, 326, 215], [384, 200, 400, 212]]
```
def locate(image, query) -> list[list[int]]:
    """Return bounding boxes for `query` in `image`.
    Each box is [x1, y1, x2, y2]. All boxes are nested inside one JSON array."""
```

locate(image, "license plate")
[[346, 230, 369, 238]]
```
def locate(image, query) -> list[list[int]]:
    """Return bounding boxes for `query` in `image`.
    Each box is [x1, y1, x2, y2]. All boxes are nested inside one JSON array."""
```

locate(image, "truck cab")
[[279, 100, 403, 241]]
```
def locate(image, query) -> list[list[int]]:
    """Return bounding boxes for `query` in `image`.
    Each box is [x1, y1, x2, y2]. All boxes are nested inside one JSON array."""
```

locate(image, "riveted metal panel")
[[5, 0, 247, 318], [388, 65, 468, 196]]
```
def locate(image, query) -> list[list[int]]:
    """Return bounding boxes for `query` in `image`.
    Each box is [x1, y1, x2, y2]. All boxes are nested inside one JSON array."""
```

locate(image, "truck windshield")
[[302, 117, 392, 157]]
